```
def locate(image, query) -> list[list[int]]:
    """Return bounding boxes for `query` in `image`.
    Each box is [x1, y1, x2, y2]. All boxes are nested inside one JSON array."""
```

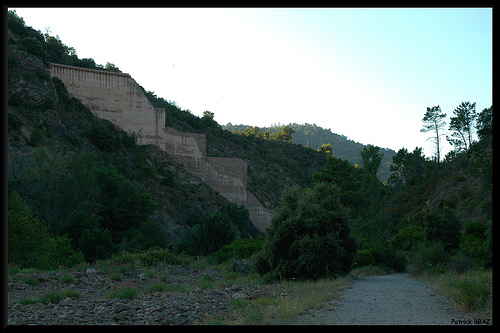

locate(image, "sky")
[[10, 7, 492, 158]]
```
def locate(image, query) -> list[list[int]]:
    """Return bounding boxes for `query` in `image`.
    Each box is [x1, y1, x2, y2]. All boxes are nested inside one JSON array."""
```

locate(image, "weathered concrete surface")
[[50, 63, 273, 231], [50, 63, 165, 147], [163, 128, 274, 231]]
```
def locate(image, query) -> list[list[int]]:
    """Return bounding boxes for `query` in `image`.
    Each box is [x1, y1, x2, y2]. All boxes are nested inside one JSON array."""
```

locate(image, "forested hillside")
[[224, 123, 396, 182], [7, 9, 492, 297], [6, 10, 327, 268]]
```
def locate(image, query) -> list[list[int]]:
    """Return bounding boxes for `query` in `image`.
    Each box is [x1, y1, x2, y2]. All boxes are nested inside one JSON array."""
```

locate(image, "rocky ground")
[[7, 263, 283, 325]]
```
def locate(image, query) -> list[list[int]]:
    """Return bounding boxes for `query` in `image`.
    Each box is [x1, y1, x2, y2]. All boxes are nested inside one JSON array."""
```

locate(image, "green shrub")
[[22, 276, 38, 285], [355, 249, 376, 267], [59, 275, 74, 283], [7, 190, 84, 270], [179, 211, 237, 256], [8, 113, 23, 131], [61, 290, 80, 299], [452, 279, 491, 311], [110, 273, 123, 281], [29, 127, 44, 147], [148, 283, 168, 293], [423, 207, 461, 251], [79, 228, 116, 262], [371, 246, 407, 272], [255, 183, 357, 281], [460, 221, 491, 268], [19, 298, 35, 305], [212, 238, 264, 263], [39, 291, 63, 304], [88, 122, 119, 152], [448, 254, 474, 273], [409, 242, 448, 275], [106, 283, 139, 299], [390, 225, 426, 252], [144, 269, 156, 278], [197, 280, 212, 290], [109, 247, 193, 268]]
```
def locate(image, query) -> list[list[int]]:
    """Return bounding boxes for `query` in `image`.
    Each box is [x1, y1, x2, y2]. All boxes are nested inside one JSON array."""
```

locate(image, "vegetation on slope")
[[7, 12, 492, 317], [6, 10, 327, 267], [224, 122, 396, 182]]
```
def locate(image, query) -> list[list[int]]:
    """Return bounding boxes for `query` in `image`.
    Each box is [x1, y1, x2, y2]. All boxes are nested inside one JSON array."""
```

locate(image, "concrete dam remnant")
[[49, 63, 273, 231]]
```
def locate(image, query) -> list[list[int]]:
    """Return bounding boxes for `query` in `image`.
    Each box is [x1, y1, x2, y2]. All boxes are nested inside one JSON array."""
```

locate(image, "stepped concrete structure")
[[49, 63, 273, 231]]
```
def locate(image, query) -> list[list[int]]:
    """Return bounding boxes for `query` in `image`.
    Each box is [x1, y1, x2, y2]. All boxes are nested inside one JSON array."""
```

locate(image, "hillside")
[[6, 11, 327, 263], [224, 123, 396, 182], [7, 10, 492, 273]]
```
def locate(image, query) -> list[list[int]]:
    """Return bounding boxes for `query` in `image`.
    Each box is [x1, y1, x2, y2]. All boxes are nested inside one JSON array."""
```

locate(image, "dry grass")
[[417, 268, 492, 318], [227, 276, 354, 325], [223, 265, 391, 324]]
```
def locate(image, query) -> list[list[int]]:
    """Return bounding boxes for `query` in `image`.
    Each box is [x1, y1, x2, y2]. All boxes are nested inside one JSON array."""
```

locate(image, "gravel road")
[[295, 273, 474, 325]]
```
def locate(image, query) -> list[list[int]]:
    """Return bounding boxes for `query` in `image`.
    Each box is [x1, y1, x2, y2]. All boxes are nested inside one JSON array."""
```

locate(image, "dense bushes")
[[212, 238, 264, 263], [391, 225, 426, 252], [109, 247, 193, 267], [422, 206, 461, 251], [8, 190, 84, 270], [178, 203, 251, 256], [255, 182, 357, 281], [15, 148, 165, 263], [459, 221, 491, 268]]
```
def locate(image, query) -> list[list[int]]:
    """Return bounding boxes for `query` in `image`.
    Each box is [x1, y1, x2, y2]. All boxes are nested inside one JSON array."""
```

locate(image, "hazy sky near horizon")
[[10, 7, 492, 158]]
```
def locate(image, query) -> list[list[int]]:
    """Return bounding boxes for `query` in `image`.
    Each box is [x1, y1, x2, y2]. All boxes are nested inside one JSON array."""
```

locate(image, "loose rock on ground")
[[7, 265, 272, 325]]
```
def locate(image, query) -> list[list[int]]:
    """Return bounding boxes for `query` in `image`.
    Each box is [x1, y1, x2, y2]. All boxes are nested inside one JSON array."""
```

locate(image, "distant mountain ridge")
[[223, 123, 396, 182]]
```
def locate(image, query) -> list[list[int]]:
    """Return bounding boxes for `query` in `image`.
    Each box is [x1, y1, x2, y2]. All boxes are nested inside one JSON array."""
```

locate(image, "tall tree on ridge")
[[447, 101, 477, 152], [421, 105, 447, 165]]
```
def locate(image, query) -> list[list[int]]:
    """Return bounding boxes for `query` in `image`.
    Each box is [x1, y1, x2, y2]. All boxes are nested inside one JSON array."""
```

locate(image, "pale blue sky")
[[10, 7, 492, 158]]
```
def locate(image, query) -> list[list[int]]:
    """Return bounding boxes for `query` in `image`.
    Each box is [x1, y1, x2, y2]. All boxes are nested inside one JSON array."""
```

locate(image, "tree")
[[360, 145, 383, 181], [388, 147, 426, 190], [476, 106, 492, 142], [202, 110, 215, 120], [8, 190, 84, 269], [271, 125, 295, 143], [223, 203, 251, 238], [447, 101, 477, 152], [104, 62, 121, 72], [78, 228, 116, 262], [95, 166, 157, 242], [254, 182, 357, 281], [312, 155, 365, 215], [423, 206, 461, 252], [180, 211, 236, 256], [242, 126, 261, 137], [318, 143, 333, 155], [421, 105, 447, 164]]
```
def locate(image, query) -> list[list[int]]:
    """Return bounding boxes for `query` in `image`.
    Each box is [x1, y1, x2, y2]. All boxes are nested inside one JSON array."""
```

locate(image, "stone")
[[202, 268, 219, 277], [233, 259, 251, 274], [112, 303, 128, 313], [60, 297, 72, 305]]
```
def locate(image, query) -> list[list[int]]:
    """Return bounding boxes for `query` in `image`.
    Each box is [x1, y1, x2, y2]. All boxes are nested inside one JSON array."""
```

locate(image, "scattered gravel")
[[7, 265, 274, 325], [295, 273, 480, 325]]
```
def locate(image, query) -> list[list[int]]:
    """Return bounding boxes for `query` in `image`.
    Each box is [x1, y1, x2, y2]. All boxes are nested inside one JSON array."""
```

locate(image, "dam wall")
[[50, 63, 272, 231]]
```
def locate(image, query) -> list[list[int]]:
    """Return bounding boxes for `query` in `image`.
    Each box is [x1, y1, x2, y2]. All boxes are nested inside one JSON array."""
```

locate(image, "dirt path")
[[293, 273, 474, 325]]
